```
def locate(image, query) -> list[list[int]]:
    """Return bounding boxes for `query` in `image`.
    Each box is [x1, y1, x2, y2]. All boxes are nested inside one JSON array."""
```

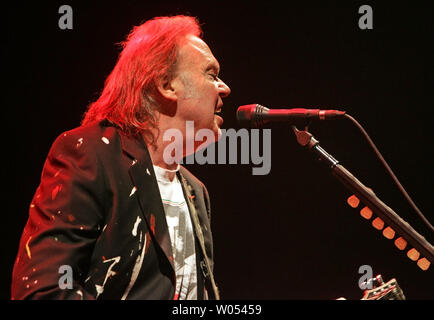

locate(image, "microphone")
[[236, 104, 346, 127]]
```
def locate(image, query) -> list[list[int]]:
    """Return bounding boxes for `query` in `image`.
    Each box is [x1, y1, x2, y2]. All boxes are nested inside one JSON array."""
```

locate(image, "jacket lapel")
[[178, 169, 219, 299], [119, 133, 174, 271]]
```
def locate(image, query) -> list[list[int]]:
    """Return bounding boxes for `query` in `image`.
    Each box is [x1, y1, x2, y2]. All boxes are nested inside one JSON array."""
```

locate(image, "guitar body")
[[361, 276, 405, 300], [337, 275, 406, 300]]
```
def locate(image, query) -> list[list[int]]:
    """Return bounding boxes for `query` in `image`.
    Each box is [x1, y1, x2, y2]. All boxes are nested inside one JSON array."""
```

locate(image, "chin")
[[215, 127, 223, 141], [209, 121, 222, 141]]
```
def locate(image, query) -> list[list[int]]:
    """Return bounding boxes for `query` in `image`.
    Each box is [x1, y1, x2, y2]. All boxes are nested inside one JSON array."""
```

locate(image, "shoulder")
[[49, 120, 122, 156]]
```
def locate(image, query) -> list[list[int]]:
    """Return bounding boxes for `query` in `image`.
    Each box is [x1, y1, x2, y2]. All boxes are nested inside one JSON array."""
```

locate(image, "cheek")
[[191, 88, 217, 114], [178, 81, 218, 121]]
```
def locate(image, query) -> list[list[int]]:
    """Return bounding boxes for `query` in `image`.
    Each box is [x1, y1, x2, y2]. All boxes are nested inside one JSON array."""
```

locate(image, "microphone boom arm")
[[292, 126, 434, 268]]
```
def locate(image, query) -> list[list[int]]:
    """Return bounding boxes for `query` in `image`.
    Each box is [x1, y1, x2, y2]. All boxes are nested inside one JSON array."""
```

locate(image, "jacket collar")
[[118, 131, 175, 272]]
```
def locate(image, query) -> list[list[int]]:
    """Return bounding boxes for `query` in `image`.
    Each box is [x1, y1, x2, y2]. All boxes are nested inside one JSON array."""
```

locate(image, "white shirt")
[[153, 165, 197, 300]]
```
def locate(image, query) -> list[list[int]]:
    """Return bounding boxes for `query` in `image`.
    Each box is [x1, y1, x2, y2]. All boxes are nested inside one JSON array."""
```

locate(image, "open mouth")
[[214, 104, 223, 125], [214, 103, 223, 115]]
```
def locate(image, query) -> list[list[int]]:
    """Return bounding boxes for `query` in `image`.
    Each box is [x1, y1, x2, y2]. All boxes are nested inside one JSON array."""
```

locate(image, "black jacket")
[[11, 120, 215, 300]]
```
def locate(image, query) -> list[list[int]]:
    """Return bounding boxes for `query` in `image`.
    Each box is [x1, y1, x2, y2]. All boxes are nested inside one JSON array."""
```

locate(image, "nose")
[[217, 78, 231, 98]]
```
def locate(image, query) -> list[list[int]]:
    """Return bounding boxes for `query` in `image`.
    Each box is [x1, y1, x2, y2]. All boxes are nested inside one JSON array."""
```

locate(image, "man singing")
[[11, 15, 231, 300]]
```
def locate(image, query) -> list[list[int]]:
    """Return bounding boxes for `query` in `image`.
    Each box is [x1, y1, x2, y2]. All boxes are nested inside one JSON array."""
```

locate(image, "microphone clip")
[[292, 126, 339, 169], [292, 125, 319, 149]]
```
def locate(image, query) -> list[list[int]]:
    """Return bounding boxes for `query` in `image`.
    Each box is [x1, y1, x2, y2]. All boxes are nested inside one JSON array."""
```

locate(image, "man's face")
[[172, 35, 231, 143]]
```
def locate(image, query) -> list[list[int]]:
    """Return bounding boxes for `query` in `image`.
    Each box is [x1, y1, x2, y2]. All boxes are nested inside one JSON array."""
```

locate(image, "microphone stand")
[[292, 126, 434, 268]]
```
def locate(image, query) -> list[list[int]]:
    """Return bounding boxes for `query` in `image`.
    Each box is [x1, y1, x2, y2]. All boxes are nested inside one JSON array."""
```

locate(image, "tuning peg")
[[407, 248, 420, 261], [417, 257, 431, 271], [394, 237, 407, 250], [372, 217, 384, 230], [360, 206, 372, 219], [382, 226, 395, 239], [347, 195, 360, 208]]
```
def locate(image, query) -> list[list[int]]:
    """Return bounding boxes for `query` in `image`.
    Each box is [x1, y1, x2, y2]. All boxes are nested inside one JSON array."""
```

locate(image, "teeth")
[[215, 103, 223, 114]]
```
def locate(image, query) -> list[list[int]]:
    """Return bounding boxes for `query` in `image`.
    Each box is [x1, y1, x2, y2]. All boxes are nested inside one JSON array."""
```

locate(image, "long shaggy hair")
[[81, 15, 202, 142]]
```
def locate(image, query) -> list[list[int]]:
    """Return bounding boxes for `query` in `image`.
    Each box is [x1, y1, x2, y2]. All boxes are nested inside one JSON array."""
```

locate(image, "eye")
[[209, 73, 218, 81]]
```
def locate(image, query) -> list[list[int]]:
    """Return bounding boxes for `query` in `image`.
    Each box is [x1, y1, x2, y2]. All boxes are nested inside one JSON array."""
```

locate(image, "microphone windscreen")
[[236, 104, 257, 122]]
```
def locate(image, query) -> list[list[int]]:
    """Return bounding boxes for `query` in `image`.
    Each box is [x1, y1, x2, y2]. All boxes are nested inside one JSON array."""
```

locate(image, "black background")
[[4, 0, 434, 300]]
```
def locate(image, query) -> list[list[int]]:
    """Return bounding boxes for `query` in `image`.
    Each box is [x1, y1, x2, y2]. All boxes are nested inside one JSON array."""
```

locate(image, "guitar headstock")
[[361, 275, 406, 300], [346, 194, 431, 272]]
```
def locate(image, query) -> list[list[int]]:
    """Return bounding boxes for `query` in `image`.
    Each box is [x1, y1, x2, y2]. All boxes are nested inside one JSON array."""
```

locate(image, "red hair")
[[81, 15, 202, 141]]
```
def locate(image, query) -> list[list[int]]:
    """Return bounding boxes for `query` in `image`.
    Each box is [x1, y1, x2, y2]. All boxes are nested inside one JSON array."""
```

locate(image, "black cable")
[[344, 113, 434, 233]]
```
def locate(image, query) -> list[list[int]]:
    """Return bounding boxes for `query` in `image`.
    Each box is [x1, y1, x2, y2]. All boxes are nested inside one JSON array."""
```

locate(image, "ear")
[[156, 75, 178, 102]]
